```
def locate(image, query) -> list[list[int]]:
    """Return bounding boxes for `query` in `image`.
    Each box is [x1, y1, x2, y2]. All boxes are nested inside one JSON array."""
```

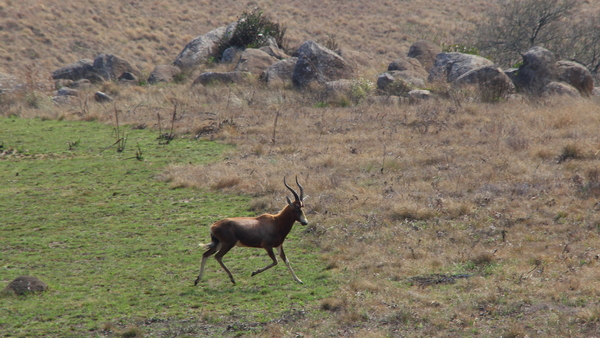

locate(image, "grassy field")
[[0, 117, 335, 337], [2, 0, 600, 337]]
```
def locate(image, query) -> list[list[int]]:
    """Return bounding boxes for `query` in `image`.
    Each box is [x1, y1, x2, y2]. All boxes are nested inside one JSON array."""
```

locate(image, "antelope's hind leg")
[[194, 243, 219, 286], [214, 242, 237, 284], [251, 247, 278, 277], [278, 245, 303, 284]]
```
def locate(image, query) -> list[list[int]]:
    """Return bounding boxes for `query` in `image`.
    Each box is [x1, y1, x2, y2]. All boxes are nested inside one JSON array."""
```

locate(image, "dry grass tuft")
[[350, 279, 380, 293], [320, 297, 346, 312], [211, 177, 242, 191]]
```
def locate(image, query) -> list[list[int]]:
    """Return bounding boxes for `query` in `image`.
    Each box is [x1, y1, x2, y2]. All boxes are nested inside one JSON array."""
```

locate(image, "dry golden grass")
[[7, 78, 600, 335], [0, 0, 521, 76], [162, 90, 600, 336], [3, 0, 600, 336]]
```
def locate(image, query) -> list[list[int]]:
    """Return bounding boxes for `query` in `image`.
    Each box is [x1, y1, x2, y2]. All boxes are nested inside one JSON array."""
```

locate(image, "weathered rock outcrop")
[[292, 41, 354, 88], [192, 71, 252, 86], [428, 52, 494, 83], [147, 65, 182, 84], [379, 57, 429, 92], [513, 46, 557, 95], [408, 89, 434, 103], [407, 40, 441, 73], [93, 54, 142, 82], [264, 57, 298, 86], [221, 46, 245, 64], [235, 48, 278, 76], [51, 59, 95, 82], [377, 71, 425, 92], [544, 81, 580, 97], [94, 91, 114, 102], [52, 55, 141, 84], [454, 65, 515, 99], [388, 57, 426, 74], [259, 45, 290, 60], [556, 61, 594, 96], [173, 23, 237, 73]]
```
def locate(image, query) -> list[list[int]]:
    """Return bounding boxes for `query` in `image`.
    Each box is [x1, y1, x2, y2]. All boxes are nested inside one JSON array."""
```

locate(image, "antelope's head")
[[284, 176, 308, 226]]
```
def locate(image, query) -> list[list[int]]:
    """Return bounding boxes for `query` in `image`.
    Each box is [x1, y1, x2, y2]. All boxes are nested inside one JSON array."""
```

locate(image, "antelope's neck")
[[274, 205, 296, 230]]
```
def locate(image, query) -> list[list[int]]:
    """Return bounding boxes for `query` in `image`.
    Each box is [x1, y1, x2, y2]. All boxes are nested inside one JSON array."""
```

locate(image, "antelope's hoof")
[[194, 278, 200, 286], [251, 271, 257, 277]]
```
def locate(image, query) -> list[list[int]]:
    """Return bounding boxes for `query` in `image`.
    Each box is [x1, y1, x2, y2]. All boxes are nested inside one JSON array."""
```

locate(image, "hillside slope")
[[0, 0, 491, 75]]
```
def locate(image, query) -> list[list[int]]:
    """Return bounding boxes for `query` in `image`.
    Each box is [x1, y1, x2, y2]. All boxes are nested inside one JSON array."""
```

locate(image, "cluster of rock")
[[46, 20, 598, 104], [378, 43, 596, 101]]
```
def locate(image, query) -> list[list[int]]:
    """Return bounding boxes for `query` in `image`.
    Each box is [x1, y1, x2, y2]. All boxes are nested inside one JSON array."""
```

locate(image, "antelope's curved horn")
[[284, 177, 300, 202], [295, 176, 304, 201]]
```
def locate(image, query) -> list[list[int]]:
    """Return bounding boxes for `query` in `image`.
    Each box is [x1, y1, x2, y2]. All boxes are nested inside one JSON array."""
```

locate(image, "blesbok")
[[194, 176, 308, 285]]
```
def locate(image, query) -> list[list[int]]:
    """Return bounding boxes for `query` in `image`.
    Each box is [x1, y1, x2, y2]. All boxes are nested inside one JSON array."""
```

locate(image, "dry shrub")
[[558, 143, 582, 163], [248, 196, 273, 213], [470, 251, 496, 266], [320, 297, 345, 312], [211, 177, 241, 190], [503, 326, 526, 338]]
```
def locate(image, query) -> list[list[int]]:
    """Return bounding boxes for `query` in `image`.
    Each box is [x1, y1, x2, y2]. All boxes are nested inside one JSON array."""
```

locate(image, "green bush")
[[214, 9, 287, 61], [350, 77, 375, 103]]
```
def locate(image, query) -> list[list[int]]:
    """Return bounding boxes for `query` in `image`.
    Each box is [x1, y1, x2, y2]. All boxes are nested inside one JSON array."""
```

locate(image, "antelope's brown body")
[[194, 177, 308, 285]]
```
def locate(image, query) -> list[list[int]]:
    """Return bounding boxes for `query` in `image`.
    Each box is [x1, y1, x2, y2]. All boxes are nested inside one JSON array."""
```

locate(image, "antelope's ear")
[[286, 196, 293, 206]]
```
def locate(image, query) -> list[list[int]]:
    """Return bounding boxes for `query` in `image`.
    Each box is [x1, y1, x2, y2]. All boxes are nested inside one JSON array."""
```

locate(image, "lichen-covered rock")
[[556, 61, 594, 96], [235, 48, 278, 76], [221, 46, 245, 64], [51, 59, 94, 82], [192, 71, 252, 86], [377, 71, 424, 93], [264, 58, 297, 86], [2, 276, 48, 295], [52, 55, 141, 84], [428, 52, 494, 83], [388, 57, 426, 74], [407, 40, 441, 73], [57, 87, 79, 97], [173, 22, 237, 73], [513, 46, 557, 95], [454, 65, 515, 100], [93, 54, 142, 82], [292, 41, 354, 88], [543, 81, 580, 97], [259, 45, 289, 60], [94, 91, 113, 102], [408, 89, 433, 103]]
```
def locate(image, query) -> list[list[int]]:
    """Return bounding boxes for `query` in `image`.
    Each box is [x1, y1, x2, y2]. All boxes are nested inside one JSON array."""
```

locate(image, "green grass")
[[0, 117, 335, 337]]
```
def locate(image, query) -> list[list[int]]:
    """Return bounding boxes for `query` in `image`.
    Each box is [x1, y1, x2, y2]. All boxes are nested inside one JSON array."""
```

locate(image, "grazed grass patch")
[[0, 117, 335, 337]]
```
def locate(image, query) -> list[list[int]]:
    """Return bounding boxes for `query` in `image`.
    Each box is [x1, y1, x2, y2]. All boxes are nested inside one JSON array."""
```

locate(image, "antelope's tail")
[[201, 234, 220, 250]]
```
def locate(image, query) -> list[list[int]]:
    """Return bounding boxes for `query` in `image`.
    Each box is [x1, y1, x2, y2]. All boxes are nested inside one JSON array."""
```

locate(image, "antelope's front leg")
[[251, 247, 278, 277], [278, 245, 303, 284]]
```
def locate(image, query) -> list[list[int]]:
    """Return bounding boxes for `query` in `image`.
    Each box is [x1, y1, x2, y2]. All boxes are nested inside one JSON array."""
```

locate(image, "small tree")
[[475, 0, 579, 67], [564, 11, 600, 79]]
